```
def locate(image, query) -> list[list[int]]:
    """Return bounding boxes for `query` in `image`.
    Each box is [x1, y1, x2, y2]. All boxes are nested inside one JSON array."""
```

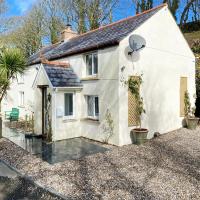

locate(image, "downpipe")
[[0, 116, 2, 138]]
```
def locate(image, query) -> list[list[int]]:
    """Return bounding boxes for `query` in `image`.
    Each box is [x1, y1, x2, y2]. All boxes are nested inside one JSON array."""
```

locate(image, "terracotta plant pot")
[[131, 128, 148, 145], [186, 117, 199, 130]]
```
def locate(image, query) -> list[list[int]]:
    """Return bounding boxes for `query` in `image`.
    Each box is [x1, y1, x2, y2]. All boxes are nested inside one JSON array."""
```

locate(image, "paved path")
[[3, 126, 108, 164], [0, 161, 18, 178]]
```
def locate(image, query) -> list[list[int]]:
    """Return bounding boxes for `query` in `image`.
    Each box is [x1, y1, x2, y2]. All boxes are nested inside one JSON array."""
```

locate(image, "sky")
[[6, 0, 37, 16], [4, 0, 191, 23]]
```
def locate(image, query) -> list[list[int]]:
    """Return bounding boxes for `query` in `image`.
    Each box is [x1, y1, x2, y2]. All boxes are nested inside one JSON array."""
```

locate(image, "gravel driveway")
[[0, 128, 200, 199], [0, 176, 65, 200]]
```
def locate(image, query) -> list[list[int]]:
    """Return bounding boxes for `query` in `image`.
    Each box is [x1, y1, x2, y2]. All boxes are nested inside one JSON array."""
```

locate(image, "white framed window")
[[86, 96, 99, 119], [64, 93, 75, 118], [86, 52, 98, 76], [19, 91, 24, 107], [18, 74, 24, 84]]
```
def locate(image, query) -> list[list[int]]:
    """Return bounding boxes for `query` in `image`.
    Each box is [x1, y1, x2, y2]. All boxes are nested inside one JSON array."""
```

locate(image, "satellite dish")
[[128, 34, 146, 55]]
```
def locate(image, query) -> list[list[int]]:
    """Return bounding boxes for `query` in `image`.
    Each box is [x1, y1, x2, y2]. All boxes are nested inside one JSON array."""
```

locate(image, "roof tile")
[[43, 64, 82, 88]]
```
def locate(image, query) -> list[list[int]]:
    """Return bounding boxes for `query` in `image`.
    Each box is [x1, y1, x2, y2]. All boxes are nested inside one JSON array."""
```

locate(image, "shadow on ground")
[[0, 176, 66, 200]]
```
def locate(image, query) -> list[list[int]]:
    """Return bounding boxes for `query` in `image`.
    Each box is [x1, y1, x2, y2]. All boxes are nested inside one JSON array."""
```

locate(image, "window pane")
[[65, 93, 73, 116], [93, 53, 98, 74], [87, 96, 94, 116], [95, 97, 99, 116], [86, 54, 92, 75]]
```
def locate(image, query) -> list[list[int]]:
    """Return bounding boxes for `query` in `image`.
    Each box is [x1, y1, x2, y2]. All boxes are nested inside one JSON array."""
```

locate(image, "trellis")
[[128, 76, 140, 127]]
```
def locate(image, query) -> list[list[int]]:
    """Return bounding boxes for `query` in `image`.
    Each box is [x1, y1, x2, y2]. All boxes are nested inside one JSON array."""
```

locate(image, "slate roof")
[[28, 43, 61, 65], [43, 64, 82, 88], [28, 4, 166, 65]]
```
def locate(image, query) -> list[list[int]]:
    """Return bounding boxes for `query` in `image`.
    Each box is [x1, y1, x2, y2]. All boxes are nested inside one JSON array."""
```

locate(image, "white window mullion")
[[64, 92, 75, 118], [86, 95, 99, 119], [93, 96, 95, 117], [86, 52, 98, 76], [92, 54, 94, 75]]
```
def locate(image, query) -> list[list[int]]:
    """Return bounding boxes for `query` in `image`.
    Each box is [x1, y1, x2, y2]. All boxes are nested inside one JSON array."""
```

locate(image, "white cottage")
[[4, 4, 196, 146]]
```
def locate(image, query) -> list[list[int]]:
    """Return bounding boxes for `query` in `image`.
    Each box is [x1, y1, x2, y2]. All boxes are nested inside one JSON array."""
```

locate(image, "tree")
[[3, 4, 45, 57], [191, 0, 200, 22], [180, 0, 199, 26], [72, 0, 87, 33], [0, 0, 6, 15], [0, 0, 7, 34], [72, 0, 118, 33], [163, 0, 180, 20], [41, 0, 70, 44], [86, 0, 119, 30], [0, 47, 26, 136], [132, 0, 153, 14]]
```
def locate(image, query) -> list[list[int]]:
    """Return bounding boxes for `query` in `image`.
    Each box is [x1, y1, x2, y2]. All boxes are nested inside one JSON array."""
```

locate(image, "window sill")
[[81, 76, 99, 81], [62, 117, 77, 122], [81, 117, 100, 123], [18, 106, 25, 108]]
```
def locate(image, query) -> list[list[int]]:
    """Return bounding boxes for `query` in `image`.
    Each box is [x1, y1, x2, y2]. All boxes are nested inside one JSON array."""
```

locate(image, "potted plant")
[[128, 76, 148, 145], [184, 91, 199, 130]]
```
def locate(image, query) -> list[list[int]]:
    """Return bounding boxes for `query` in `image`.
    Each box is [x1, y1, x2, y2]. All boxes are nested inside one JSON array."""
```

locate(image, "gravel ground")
[[1, 128, 200, 199], [0, 176, 65, 200]]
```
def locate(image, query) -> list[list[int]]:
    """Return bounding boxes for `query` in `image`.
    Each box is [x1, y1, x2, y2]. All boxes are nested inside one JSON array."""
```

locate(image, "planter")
[[186, 117, 199, 130], [131, 128, 148, 145]]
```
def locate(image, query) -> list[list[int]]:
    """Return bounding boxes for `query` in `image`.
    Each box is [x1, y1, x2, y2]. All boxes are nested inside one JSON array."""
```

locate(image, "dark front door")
[[37, 85, 49, 139]]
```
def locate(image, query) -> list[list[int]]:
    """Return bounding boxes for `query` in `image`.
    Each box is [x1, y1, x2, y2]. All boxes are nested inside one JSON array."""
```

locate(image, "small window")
[[86, 52, 98, 76], [18, 74, 24, 84], [64, 93, 74, 116], [87, 96, 99, 118], [19, 91, 24, 107]]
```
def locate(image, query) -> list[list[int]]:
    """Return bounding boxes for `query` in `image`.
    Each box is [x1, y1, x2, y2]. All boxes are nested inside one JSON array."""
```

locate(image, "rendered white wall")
[[52, 46, 120, 145], [52, 90, 82, 141], [2, 65, 38, 119], [118, 7, 196, 146]]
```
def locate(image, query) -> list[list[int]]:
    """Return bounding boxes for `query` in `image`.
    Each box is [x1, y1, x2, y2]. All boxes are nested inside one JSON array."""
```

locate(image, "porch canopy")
[[33, 61, 83, 89], [43, 63, 82, 88]]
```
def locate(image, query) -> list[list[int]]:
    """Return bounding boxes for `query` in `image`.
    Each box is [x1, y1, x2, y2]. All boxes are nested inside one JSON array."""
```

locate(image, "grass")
[[184, 31, 200, 69], [184, 31, 200, 46]]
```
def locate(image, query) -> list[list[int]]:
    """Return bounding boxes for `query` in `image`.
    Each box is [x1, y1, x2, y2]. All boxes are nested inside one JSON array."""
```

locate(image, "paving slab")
[[3, 126, 108, 164], [0, 161, 18, 178]]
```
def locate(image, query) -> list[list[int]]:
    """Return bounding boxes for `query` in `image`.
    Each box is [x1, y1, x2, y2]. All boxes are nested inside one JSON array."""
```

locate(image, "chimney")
[[61, 24, 78, 42]]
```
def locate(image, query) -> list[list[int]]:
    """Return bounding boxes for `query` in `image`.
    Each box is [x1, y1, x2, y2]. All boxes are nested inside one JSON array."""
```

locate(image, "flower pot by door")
[[186, 117, 199, 130], [131, 128, 148, 145]]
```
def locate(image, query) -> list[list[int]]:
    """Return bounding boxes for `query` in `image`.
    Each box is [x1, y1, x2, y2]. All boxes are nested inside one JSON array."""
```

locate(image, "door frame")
[[37, 85, 49, 137]]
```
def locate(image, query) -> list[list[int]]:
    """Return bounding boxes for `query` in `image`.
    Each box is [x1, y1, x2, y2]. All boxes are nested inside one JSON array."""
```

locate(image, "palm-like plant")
[[0, 47, 26, 137], [0, 48, 26, 103]]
